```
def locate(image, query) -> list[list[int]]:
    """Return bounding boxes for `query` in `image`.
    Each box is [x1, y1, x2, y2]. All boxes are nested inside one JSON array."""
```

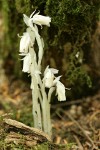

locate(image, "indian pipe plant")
[[19, 11, 68, 138]]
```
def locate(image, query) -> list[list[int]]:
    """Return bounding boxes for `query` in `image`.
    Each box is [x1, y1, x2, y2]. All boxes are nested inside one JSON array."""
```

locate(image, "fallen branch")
[[3, 118, 51, 146], [1, 118, 69, 149]]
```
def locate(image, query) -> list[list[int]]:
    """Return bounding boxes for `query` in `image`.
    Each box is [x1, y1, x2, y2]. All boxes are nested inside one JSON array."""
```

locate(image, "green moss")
[[45, 0, 99, 46], [0, 138, 74, 150], [1, 1, 10, 58], [44, 0, 100, 96], [15, 0, 31, 15]]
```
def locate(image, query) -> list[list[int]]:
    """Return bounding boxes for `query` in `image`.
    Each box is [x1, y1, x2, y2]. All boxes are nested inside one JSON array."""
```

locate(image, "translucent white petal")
[[43, 66, 59, 88], [44, 69, 54, 88], [56, 81, 66, 101], [20, 32, 31, 53], [53, 76, 62, 85], [23, 14, 33, 27], [50, 68, 59, 74], [32, 14, 51, 26], [22, 53, 31, 72], [44, 66, 58, 76], [44, 66, 49, 76], [23, 14, 29, 26], [23, 12, 51, 27], [30, 10, 36, 18]]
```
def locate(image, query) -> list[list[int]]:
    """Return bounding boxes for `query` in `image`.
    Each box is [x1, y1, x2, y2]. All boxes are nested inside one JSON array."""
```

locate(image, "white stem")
[[41, 82, 48, 133], [31, 25, 43, 70], [46, 102, 51, 137], [29, 45, 42, 130], [20, 14, 53, 139], [37, 102, 42, 129], [47, 87, 55, 137], [31, 76, 42, 130], [32, 88, 38, 128], [48, 87, 55, 103]]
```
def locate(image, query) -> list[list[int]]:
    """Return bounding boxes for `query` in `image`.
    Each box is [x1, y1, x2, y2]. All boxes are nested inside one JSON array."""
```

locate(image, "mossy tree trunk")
[[1, 0, 100, 98]]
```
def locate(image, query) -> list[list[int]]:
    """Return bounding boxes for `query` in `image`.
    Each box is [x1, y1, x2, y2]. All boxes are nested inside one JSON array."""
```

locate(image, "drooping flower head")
[[20, 32, 31, 53], [56, 81, 66, 101], [44, 66, 66, 101], [19, 27, 36, 54], [31, 13, 51, 27], [22, 53, 31, 73], [44, 66, 58, 88], [23, 11, 51, 28]]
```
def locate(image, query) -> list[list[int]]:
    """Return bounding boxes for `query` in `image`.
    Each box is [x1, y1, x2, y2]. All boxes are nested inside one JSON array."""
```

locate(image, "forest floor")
[[0, 65, 100, 150]]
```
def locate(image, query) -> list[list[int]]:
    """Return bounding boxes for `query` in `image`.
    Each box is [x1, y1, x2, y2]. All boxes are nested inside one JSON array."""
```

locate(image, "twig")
[[88, 110, 100, 122], [64, 111, 98, 149], [88, 110, 100, 133], [51, 98, 86, 109], [73, 135, 83, 150]]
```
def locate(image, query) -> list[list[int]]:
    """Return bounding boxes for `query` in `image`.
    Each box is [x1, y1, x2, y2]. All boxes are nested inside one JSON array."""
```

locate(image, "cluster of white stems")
[[19, 11, 66, 138]]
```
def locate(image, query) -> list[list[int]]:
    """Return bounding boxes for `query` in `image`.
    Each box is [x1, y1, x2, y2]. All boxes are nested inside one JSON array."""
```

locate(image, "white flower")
[[56, 81, 66, 101], [20, 32, 31, 53], [23, 11, 51, 27], [44, 66, 58, 88], [44, 66, 59, 75], [44, 65, 67, 101], [32, 13, 51, 27], [44, 69, 54, 88], [22, 53, 31, 72]]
